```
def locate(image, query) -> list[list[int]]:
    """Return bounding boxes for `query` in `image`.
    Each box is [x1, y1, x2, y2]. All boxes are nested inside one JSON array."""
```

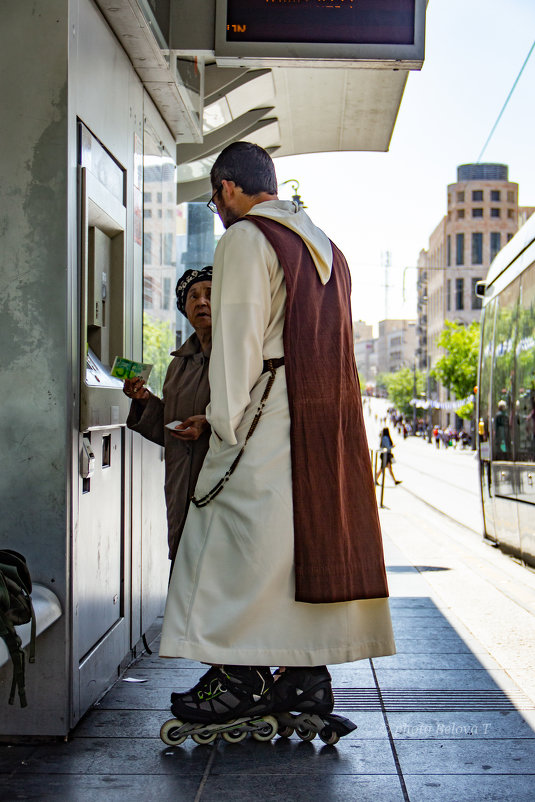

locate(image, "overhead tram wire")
[[476, 39, 535, 163]]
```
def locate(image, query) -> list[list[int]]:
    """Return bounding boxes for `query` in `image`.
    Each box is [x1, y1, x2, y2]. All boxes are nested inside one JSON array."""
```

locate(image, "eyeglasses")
[[207, 188, 220, 214]]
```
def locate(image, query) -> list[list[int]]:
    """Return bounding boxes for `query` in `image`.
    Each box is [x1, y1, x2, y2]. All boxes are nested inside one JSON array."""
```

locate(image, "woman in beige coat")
[[124, 266, 212, 563]]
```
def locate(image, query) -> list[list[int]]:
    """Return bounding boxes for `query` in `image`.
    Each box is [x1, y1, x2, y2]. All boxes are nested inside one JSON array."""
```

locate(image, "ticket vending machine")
[[75, 124, 131, 716]]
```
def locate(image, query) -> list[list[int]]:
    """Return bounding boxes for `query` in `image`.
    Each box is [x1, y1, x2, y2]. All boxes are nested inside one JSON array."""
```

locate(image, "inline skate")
[[160, 665, 278, 745], [271, 666, 357, 745]]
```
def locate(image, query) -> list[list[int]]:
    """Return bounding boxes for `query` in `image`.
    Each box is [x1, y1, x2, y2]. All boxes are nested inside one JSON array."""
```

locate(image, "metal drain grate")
[[333, 688, 535, 712]]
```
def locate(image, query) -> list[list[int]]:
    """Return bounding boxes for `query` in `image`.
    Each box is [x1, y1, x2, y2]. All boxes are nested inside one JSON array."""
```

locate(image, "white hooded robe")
[[159, 201, 395, 666]]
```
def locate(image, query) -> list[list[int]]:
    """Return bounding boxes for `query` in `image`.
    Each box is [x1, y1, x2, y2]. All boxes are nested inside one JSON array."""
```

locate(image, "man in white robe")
[[160, 142, 395, 725]]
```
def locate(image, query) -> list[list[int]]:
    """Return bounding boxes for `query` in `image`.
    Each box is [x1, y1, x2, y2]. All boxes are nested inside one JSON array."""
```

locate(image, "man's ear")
[[221, 179, 237, 198]]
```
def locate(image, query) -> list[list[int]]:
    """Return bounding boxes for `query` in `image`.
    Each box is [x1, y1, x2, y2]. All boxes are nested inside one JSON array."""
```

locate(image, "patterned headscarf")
[[175, 266, 213, 316]]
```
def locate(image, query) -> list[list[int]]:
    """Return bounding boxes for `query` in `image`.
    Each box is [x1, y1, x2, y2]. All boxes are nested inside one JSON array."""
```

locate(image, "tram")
[[477, 212, 535, 566]]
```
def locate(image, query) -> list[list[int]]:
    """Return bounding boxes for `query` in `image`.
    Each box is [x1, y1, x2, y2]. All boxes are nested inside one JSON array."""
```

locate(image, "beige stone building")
[[417, 163, 533, 425], [376, 319, 417, 376], [353, 320, 375, 384]]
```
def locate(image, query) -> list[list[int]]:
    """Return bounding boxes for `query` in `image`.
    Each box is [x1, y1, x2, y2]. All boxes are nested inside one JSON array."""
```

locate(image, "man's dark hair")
[[210, 142, 278, 196]]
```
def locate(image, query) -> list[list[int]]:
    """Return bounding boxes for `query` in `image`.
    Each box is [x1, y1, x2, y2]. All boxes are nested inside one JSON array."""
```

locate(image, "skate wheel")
[[160, 718, 188, 746], [222, 728, 248, 743], [277, 724, 294, 738], [319, 727, 340, 745], [296, 726, 316, 742], [192, 730, 218, 745], [252, 715, 278, 742]]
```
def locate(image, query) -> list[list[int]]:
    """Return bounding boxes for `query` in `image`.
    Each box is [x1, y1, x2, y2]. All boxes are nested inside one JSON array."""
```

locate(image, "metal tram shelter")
[[0, 0, 426, 736]]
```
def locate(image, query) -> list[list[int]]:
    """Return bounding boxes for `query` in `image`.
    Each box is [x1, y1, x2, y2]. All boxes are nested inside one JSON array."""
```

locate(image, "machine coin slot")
[[102, 434, 111, 468]]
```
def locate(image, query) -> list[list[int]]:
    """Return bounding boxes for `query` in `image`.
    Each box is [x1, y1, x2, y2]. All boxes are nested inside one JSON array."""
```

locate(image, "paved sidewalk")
[[1, 490, 535, 801]]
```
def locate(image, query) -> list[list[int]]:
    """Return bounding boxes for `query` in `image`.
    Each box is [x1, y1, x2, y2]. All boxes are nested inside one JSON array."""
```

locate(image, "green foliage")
[[431, 320, 480, 413], [143, 313, 175, 396], [375, 372, 390, 395], [456, 400, 474, 420], [384, 366, 425, 415]]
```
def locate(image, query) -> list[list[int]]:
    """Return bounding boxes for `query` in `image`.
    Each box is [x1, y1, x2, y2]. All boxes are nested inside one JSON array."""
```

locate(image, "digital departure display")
[[225, 0, 416, 45]]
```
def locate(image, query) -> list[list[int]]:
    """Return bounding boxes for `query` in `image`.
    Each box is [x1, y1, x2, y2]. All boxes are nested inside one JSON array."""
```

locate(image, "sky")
[[271, 0, 535, 331]]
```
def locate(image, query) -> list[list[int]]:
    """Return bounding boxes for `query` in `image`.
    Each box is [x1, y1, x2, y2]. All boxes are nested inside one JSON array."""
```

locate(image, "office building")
[[417, 163, 534, 423]]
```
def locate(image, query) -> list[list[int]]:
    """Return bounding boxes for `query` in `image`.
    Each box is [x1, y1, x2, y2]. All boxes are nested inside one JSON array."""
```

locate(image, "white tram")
[[477, 212, 535, 565]]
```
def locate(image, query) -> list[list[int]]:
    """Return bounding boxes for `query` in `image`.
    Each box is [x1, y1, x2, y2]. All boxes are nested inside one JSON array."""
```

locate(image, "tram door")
[[74, 125, 131, 718], [490, 282, 520, 556]]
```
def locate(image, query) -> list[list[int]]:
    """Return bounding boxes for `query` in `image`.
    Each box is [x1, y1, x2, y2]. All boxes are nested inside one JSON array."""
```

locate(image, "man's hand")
[[169, 415, 209, 441], [123, 377, 150, 403]]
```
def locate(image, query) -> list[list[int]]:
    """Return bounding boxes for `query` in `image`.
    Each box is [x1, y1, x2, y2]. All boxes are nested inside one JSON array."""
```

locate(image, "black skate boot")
[[272, 666, 357, 745], [160, 665, 278, 746], [272, 666, 335, 715]]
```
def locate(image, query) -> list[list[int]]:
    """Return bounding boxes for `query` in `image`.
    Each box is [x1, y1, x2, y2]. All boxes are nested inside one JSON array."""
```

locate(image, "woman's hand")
[[123, 377, 150, 403], [169, 415, 209, 441]]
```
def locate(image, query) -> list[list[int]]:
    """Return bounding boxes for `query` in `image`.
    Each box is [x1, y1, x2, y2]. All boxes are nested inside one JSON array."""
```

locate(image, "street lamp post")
[[412, 361, 418, 433], [279, 179, 305, 210]]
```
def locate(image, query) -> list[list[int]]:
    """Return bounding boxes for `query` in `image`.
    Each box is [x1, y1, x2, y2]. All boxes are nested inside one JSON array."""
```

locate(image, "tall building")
[[353, 321, 375, 384], [376, 319, 417, 376], [417, 163, 533, 423], [143, 161, 177, 332]]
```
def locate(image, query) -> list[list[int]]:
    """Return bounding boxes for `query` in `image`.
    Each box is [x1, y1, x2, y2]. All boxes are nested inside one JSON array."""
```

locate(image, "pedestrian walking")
[[375, 427, 402, 485]]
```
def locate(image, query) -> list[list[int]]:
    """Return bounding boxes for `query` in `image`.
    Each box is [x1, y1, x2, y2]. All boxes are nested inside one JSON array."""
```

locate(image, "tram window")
[[491, 280, 520, 461], [143, 232, 152, 265], [515, 265, 535, 462]]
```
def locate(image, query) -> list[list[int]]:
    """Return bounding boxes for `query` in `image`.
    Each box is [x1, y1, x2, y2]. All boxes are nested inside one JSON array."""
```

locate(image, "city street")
[[365, 397, 535, 710], [364, 397, 483, 534]]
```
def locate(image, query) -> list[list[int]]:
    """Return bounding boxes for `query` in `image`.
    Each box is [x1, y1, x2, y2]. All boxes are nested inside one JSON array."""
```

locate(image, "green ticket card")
[[111, 356, 152, 382]]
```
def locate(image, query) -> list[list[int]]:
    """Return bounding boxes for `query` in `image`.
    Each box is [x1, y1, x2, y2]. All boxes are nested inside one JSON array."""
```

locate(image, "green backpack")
[[0, 550, 36, 707]]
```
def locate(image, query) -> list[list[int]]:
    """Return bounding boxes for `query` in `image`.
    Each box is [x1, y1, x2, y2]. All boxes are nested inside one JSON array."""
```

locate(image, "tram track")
[[399, 456, 479, 500], [397, 480, 481, 535]]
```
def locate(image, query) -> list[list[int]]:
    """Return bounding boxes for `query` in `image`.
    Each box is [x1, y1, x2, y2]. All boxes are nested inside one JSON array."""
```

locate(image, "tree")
[[432, 320, 480, 420], [374, 372, 390, 398], [142, 313, 176, 396], [384, 366, 425, 416]]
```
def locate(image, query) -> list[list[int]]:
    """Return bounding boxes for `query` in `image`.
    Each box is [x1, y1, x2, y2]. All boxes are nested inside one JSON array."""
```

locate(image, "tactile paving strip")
[[333, 688, 535, 712]]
